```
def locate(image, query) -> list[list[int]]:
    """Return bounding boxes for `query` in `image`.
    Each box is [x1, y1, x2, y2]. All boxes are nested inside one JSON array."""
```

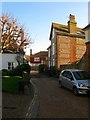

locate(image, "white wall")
[[1, 53, 18, 70], [85, 30, 90, 43]]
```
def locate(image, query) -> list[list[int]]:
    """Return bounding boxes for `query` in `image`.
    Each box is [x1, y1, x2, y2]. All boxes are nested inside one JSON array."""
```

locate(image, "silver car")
[[59, 69, 90, 95]]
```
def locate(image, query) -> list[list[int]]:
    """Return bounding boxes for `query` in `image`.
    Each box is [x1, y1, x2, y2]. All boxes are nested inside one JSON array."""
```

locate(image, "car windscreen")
[[73, 71, 90, 80]]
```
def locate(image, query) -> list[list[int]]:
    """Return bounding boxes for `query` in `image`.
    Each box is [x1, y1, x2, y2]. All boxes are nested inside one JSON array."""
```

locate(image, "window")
[[66, 71, 73, 80], [62, 71, 67, 77], [34, 57, 40, 62], [52, 28, 55, 39], [41, 60, 44, 64], [52, 43, 55, 55], [8, 62, 14, 70], [48, 49, 50, 57], [62, 71, 73, 80], [53, 59, 55, 67], [49, 61, 50, 68], [73, 71, 90, 80]]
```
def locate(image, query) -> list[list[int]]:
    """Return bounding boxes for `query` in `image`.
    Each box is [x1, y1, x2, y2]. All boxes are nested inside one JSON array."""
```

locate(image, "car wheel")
[[59, 81, 63, 88], [73, 87, 78, 96]]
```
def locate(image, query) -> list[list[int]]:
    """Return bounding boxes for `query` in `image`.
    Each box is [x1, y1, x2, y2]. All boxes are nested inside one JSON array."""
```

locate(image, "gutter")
[[25, 79, 39, 119]]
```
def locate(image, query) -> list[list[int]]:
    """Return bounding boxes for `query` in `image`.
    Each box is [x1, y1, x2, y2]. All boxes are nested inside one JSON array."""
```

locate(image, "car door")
[[65, 71, 74, 90], [61, 71, 68, 88]]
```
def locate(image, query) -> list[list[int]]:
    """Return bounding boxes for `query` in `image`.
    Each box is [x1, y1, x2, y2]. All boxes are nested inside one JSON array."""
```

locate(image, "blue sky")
[[2, 2, 88, 55]]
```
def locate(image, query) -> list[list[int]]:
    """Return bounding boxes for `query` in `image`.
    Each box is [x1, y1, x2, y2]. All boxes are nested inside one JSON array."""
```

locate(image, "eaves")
[[56, 32, 85, 39]]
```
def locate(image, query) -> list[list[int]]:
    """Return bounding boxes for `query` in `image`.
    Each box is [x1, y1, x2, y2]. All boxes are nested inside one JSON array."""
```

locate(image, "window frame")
[[62, 71, 74, 80], [8, 62, 14, 70]]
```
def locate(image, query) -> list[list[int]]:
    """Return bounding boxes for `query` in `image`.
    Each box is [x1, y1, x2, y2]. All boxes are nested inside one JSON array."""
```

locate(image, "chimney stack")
[[68, 14, 77, 34], [30, 49, 32, 55]]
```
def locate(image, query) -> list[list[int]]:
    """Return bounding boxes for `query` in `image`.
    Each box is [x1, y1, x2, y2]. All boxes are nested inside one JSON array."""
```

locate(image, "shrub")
[[8, 68, 23, 77], [2, 69, 8, 76], [16, 64, 31, 74], [6, 64, 31, 77], [39, 64, 48, 73], [49, 66, 57, 77]]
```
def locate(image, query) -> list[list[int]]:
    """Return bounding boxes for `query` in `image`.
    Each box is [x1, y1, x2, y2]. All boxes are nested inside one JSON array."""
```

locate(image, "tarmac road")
[[31, 71, 89, 119]]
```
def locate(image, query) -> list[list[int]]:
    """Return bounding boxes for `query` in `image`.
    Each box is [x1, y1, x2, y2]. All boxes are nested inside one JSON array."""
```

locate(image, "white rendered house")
[[1, 53, 24, 70]]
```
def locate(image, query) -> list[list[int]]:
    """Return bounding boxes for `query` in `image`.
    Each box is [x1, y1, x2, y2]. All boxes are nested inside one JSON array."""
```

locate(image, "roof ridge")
[[52, 22, 68, 28]]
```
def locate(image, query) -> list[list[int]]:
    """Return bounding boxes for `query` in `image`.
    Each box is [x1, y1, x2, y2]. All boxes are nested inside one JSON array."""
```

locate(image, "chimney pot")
[[68, 14, 77, 34]]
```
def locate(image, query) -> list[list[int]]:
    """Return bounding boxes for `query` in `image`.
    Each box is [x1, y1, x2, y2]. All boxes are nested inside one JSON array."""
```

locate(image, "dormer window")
[[77, 31, 82, 34], [76, 30, 84, 35]]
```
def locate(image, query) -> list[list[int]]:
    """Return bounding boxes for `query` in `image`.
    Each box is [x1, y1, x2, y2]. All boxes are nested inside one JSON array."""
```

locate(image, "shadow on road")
[[30, 71, 48, 78]]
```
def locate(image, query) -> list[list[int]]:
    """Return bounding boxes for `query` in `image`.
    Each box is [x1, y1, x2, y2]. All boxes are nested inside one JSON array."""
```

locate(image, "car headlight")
[[80, 84, 84, 87], [79, 83, 87, 88]]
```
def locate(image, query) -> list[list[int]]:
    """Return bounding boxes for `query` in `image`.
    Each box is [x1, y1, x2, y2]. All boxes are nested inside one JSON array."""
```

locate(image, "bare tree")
[[0, 14, 30, 53]]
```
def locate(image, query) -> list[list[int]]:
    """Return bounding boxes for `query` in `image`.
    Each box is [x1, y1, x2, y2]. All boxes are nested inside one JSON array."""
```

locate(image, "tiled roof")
[[53, 22, 68, 33], [50, 22, 85, 40], [83, 24, 90, 30], [30, 51, 48, 57], [53, 22, 84, 34]]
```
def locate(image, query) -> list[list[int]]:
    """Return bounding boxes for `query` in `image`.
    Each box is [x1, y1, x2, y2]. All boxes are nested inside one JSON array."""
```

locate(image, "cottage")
[[48, 14, 86, 70], [1, 52, 24, 70], [30, 51, 48, 70], [1, 47, 24, 70]]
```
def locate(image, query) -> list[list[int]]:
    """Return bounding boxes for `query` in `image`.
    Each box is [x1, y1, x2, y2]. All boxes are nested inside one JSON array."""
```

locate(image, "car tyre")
[[73, 87, 78, 96]]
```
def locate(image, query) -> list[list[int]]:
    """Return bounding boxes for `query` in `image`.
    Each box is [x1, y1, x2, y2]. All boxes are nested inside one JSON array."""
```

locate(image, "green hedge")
[[39, 64, 48, 73], [48, 66, 57, 77], [16, 64, 31, 74], [2, 64, 31, 77]]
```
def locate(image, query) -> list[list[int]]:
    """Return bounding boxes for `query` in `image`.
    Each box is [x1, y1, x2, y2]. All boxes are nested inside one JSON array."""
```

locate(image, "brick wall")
[[56, 35, 86, 70], [70, 37, 76, 63], [57, 36, 70, 69], [76, 38, 86, 61]]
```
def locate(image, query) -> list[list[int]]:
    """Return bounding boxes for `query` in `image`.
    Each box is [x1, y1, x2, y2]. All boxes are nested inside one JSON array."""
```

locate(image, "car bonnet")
[[78, 79, 90, 86]]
